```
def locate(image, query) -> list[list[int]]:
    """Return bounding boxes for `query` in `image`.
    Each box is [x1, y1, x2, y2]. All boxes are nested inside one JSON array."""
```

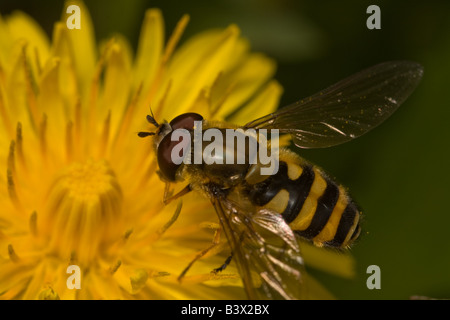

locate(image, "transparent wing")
[[210, 193, 307, 300], [244, 61, 423, 148]]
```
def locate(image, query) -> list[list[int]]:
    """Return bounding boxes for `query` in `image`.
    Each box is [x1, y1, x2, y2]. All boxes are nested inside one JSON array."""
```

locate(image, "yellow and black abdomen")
[[245, 156, 361, 249]]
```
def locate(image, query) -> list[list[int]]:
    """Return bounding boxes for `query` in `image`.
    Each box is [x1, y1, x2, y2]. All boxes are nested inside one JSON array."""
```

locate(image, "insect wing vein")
[[244, 61, 423, 148], [210, 193, 306, 300]]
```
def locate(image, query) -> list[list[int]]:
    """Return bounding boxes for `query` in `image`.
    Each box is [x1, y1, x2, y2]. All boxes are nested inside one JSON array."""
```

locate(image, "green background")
[[1, 0, 449, 300]]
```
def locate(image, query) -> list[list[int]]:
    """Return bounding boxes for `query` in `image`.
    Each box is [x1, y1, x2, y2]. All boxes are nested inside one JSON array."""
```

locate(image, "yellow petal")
[[3, 11, 50, 77], [303, 272, 336, 300], [62, 0, 97, 94], [0, 262, 35, 299], [88, 271, 123, 299], [229, 79, 283, 125], [5, 41, 36, 131], [0, 15, 14, 65], [38, 58, 66, 157], [133, 9, 164, 91], [50, 22, 79, 108], [0, 86, 13, 152], [101, 39, 132, 139], [161, 25, 246, 119], [300, 241, 356, 279], [215, 53, 276, 119], [22, 261, 49, 299]]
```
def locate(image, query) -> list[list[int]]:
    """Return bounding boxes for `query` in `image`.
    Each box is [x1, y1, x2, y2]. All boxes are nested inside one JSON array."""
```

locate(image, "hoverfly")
[[138, 61, 423, 299]]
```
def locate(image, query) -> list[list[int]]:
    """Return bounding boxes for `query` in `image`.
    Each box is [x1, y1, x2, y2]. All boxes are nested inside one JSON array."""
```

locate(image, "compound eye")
[[157, 132, 190, 181], [170, 113, 203, 131]]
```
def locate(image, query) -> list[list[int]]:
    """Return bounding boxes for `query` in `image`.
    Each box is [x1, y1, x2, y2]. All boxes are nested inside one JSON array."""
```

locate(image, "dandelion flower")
[[0, 1, 354, 300]]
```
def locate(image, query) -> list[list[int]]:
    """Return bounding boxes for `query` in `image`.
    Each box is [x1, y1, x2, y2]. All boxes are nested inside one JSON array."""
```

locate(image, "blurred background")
[[1, 0, 449, 300]]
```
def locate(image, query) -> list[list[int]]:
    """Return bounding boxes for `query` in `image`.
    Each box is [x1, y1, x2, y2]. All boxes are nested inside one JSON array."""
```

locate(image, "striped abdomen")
[[245, 160, 361, 248]]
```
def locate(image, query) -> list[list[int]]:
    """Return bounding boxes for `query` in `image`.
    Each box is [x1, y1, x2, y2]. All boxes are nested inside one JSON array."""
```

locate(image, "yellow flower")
[[0, 1, 354, 300]]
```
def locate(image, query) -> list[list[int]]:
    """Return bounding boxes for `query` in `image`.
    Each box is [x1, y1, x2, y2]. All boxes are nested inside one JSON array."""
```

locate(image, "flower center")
[[43, 159, 123, 264], [62, 160, 118, 202]]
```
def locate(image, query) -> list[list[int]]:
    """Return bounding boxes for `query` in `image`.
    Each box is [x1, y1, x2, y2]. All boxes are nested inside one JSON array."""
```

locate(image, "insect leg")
[[177, 228, 222, 282], [213, 252, 234, 273], [156, 200, 183, 238], [163, 184, 192, 205]]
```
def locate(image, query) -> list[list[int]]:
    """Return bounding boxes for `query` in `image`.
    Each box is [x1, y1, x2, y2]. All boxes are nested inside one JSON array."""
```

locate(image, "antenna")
[[137, 131, 155, 138]]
